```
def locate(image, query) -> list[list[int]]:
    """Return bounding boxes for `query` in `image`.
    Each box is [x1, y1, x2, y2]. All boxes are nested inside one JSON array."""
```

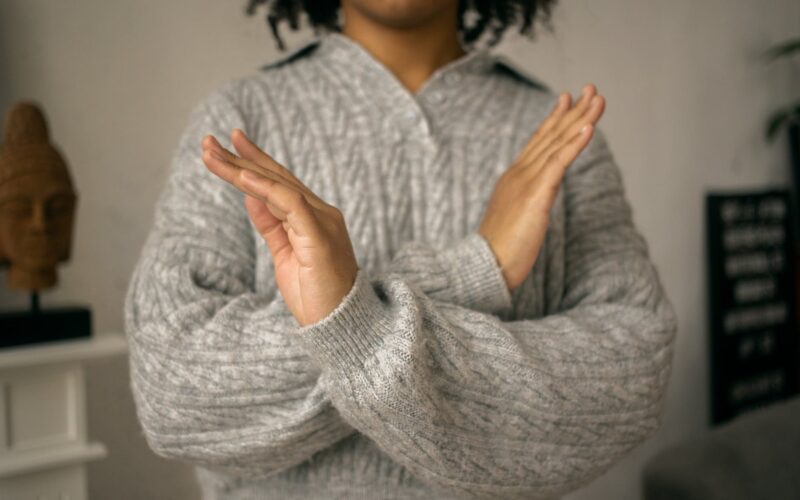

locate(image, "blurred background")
[[0, 0, 798, 499]]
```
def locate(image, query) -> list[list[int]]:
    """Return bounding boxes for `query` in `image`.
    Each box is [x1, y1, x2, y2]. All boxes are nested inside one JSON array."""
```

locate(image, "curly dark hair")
[[245, 0, 557, 50]]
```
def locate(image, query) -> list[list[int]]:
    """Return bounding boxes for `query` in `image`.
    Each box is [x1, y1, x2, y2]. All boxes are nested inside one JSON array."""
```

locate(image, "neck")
[[8, 264, 56, 292], [341, 4, 466, 94]]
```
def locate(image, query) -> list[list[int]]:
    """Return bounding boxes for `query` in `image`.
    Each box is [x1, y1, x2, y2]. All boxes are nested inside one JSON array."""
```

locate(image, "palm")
[[245, 195, 342, 324], [478, 85, 605, 291], [201, 129, 362, 325]]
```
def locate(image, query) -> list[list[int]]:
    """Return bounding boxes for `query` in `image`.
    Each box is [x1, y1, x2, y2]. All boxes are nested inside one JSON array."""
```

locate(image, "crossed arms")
[[125, 85, 677, 499]]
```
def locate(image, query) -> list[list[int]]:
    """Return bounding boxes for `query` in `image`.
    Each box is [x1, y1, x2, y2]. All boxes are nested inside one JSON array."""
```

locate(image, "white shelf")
[[0, 334, 127, 371], [0, 442, 107, 478]]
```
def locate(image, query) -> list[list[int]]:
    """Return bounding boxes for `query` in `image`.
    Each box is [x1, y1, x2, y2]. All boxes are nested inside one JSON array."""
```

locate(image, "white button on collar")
[[444, 73, 461, 85], [427, 90, 444, 104]]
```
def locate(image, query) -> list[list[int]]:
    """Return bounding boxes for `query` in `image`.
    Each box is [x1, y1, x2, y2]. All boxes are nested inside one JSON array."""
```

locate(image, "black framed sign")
[[706, 189, 799, 425]]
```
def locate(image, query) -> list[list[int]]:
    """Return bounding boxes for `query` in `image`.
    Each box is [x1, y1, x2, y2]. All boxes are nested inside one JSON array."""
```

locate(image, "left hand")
[[479, 84, 605, 291], [200, 129, 358, 327]]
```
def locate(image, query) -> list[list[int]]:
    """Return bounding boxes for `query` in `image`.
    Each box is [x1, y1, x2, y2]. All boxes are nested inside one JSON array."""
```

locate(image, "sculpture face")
[[0, 171, 76, 272], [0, 101, 78, 292]]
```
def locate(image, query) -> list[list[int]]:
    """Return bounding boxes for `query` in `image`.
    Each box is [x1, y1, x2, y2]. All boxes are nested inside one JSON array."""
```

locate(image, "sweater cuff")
[[437, 232, 513, 315], [296, 268, 391, 371]]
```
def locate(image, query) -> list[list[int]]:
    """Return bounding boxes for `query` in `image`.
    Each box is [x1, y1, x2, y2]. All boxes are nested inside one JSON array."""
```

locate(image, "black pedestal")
[[0, 306, 92, 348]]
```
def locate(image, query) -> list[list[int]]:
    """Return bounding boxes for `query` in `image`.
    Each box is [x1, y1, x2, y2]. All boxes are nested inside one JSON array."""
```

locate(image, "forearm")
[[125, 233, 356, 478], [125, 86, 357, 477], [291, 128, 678, 498], [295, 265, 676, 499]]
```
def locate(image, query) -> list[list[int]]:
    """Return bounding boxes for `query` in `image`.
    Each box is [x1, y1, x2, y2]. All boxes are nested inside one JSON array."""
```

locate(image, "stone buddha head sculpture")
[[0, 101, 77, 292]]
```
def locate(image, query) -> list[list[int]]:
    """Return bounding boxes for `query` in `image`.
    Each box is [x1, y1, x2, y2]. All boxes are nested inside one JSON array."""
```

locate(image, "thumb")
[[244, 195, 291, 258]]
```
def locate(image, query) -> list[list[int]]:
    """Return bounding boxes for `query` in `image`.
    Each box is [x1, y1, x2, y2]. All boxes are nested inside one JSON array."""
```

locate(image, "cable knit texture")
[[125, 32, 678, 500]]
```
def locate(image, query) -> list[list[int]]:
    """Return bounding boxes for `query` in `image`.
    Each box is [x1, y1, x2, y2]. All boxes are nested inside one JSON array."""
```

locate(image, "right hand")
[[201, 130, 360, 327], [478, 84, 606, 291]]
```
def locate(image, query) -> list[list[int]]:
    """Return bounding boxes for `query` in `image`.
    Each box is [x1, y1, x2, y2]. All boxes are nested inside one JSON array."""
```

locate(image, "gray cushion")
[[643, 396, 800, 500]]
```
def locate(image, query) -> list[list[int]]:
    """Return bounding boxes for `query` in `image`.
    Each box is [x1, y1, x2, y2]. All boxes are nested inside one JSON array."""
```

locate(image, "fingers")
[[230, 129, 306, 191], [530, 91, 573, 144], [202, 137, 283, 185], [538, 124, 595, 186], [201, 148, 287, 218], [202, 148, 253, 191], [240, 169, 322, 240], [203, 135, 286, 187], [549, 84, 599, 139], [525, 94, 605, 176], [514, 91, 571, 163], [202, 134, 237, 162], [518, 85, 596, 165], [202, 137, 331, 213], [516, 84, 602, 167], [203, 133, 329, 209], [522, 84, 597, 162], [203, 131, 304, 194]]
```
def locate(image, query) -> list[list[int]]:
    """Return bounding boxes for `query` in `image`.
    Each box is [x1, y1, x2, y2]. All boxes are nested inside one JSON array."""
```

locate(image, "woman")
[[125, 1, 678, 498]]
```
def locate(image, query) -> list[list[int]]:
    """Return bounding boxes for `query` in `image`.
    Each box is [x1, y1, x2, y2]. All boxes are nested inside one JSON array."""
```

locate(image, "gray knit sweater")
[[125, 32, 678, 500]]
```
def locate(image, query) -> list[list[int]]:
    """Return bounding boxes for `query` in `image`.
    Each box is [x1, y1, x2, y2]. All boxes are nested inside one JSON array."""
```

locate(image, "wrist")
[[299, 267, 358, 327]]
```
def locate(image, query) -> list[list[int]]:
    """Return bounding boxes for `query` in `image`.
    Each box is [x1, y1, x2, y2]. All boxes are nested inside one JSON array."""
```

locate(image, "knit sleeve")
[[124, 83, 513, 478], [340, 175, 513, 316], [294, 129, 679, 499], [124, 86, 357, 478], [383, 232, 513, 316]]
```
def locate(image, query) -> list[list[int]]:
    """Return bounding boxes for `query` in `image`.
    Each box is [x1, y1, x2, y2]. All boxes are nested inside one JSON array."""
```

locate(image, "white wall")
[[1, 1, 798, 499]]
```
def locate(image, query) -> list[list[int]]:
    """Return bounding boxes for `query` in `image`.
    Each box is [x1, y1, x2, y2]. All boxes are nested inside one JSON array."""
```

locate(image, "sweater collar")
[[260, 31, 547, 95], [259, 31, 546, 135], [322, 32, 497, 132], [316, 31, 496, 91]]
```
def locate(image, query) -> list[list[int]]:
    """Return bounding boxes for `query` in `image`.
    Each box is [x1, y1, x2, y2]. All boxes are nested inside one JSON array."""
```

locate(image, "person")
[[124, 0, 678, 499]]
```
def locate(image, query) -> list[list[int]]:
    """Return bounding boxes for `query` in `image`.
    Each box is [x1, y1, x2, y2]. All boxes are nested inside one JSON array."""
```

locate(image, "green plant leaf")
[[766, 103, 800, 142], [767, 109, 790, 142], [765, 37, 800, 61]]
